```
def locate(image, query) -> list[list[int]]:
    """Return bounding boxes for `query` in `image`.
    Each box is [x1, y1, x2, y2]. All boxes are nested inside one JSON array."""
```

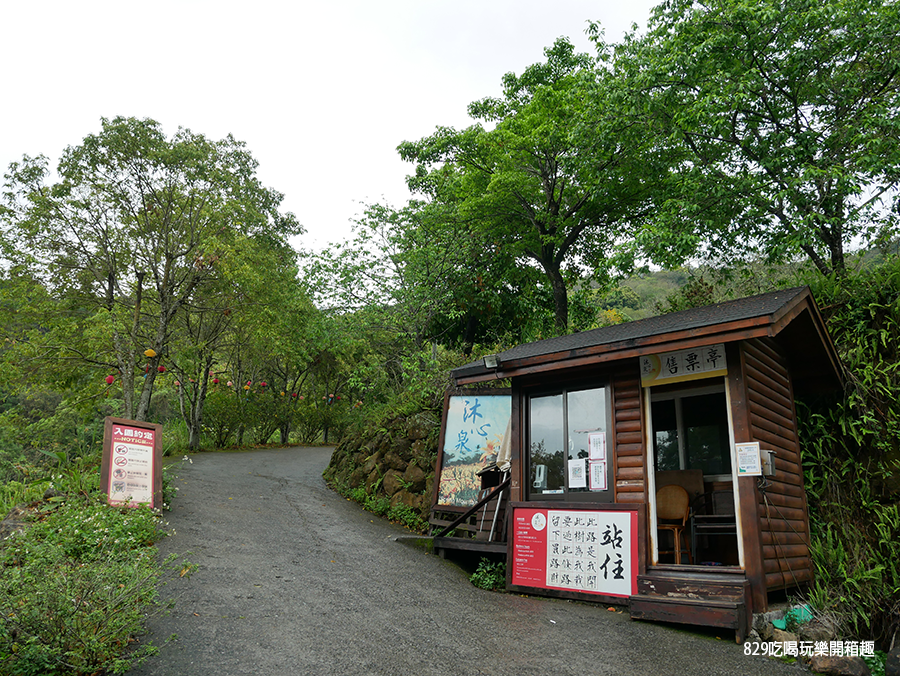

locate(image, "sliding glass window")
[[527, 385, 611, 502]]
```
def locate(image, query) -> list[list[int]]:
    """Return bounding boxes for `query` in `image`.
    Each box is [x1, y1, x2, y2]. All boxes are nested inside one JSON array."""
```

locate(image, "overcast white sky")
[[1, 0, 659, 252]]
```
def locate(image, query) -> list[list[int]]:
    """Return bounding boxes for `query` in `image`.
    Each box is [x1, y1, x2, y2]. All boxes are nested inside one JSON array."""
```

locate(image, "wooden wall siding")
[[612, 363, 646, 504], [510, 390, 522, 503], [742, 338, 813, 590], [727, 344, 766, 613]]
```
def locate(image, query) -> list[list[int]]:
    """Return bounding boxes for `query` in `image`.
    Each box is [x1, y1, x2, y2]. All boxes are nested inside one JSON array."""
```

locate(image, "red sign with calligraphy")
[[508, 503, 640, 600]]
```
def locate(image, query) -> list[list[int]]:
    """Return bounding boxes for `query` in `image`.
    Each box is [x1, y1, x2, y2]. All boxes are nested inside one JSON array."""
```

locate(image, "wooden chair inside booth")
[[691, 489, 737, 564], [656, 484, 692, 564], [655, 469, 704, 503]]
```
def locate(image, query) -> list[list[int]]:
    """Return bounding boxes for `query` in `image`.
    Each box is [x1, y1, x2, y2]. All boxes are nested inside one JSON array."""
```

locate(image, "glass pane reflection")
[[566, 388, 606, 492], [529, 394, 565, 494]]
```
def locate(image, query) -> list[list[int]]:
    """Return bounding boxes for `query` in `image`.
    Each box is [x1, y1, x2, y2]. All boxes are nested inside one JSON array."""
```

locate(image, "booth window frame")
[[649, 381, 732, 483], [524, 381, 613, 503]]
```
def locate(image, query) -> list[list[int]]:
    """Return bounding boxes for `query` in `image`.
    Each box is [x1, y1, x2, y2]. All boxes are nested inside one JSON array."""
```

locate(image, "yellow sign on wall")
[[640, 343, 727, 386]]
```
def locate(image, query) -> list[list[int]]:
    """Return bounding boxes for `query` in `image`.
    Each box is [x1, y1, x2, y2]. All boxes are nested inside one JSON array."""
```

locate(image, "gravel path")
[[128, 446, 803, 676]]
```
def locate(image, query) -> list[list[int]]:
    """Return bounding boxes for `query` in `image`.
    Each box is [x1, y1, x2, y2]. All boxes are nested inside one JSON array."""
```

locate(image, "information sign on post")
[[508, 502, 642, 602], [101, 417, 163, 508]]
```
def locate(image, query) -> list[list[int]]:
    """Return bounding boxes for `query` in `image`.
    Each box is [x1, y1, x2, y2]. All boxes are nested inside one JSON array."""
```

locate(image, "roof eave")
[[454, 316, 778, 385], [453, 287, 843, 391]]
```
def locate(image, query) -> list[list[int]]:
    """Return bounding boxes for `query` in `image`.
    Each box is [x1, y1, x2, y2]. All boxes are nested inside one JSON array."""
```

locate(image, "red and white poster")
[[510, 505, 638, 598], [104, 419, 159, 507]]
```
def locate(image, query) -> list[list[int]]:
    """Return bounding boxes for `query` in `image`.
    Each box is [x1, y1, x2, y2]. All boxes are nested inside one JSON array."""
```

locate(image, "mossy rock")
[[384, 452, 407, 472], [382, 470, 405, 497], [402, 463, 427, 493]]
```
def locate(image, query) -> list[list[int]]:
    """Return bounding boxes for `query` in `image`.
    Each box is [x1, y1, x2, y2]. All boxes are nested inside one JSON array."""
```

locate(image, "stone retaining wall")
[[323, 411, 440, 518]]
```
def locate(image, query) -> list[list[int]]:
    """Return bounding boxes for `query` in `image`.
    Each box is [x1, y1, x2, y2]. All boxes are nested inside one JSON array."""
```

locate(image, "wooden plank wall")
[[742, 338, 813, 590], [612, 363, 646, 505]]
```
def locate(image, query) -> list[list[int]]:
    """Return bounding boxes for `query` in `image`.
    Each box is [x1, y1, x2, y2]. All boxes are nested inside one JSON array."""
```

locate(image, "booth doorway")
[[646, 381, 742, 567]]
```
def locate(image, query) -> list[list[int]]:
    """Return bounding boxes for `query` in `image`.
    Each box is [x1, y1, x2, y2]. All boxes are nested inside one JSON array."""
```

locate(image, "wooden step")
[[637, 569, 749, 602], [432, 536, 507, 557], [630, 567, 751, 642], [629, 594, 749, 642]]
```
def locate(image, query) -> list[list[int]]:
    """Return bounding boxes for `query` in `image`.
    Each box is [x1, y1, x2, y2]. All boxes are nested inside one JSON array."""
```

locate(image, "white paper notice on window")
[[588, 432, 606, 461], [568, 458, 587, 489], [590, 461, 608, 491]]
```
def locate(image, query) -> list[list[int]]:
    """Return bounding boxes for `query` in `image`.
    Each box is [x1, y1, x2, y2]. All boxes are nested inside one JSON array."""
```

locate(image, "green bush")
[[294, 402, 324, 445], [161, 417, 190, 455], [0, 496, 185, 675], [796, 257, 900, 645], [11, 502, 162, 563], [332, 483, 429, 532], [364, 495, 391, 517], [201, 386, 242, 448], [470, 558, 506, 591], [0, 451, 194, 675], [862, 651, 888, 676], [161, 457, 185, 509], [0, 479, 45, 519], [0, 545, 163, 675], [386, 504, 428, 532], [347, 486, 367, 503]]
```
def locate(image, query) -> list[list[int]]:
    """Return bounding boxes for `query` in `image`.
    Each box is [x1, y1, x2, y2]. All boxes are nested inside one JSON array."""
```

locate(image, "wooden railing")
[[431, 475, 511, 541]]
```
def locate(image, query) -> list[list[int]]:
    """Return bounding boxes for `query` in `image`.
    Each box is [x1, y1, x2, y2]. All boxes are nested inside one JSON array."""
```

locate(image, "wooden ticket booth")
[[431, 287, 841, 640]]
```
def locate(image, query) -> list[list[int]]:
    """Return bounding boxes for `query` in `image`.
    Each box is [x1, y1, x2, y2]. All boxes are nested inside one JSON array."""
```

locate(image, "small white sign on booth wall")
[[589, 461, 608, 491], [736, 441, 763, 476]]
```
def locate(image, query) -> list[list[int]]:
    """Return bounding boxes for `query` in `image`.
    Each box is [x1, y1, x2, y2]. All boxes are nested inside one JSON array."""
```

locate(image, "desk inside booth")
[[691, 489, 738, 566], [653, 470, 738, 566]]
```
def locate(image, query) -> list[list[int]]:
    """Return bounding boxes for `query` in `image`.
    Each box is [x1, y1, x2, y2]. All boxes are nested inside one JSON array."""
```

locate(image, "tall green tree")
[[303, 200, 534, 355], [615, 0, 900, 275], [1, 117, 300, 422], [399, 38, 660, 332], [166, 235, 312, 449]]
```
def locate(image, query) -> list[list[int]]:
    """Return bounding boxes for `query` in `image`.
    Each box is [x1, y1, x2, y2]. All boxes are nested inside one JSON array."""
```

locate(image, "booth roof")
[[452, 286, 838, 387]]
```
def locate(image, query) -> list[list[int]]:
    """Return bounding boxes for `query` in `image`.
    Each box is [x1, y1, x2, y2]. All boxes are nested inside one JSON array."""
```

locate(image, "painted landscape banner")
[[437, 394, 511, 508]]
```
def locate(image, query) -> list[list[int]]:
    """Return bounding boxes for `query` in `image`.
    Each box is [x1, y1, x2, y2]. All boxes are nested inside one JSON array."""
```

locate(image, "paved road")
[[129, 446, 802, 676]]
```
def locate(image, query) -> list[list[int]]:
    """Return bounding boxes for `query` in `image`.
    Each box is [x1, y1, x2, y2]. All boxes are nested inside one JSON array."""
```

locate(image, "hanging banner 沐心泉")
[[436, 394, 511, 508]]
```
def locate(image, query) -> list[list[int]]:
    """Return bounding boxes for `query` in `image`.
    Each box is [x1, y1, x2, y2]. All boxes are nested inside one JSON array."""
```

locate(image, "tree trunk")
[[136, 367, 160, 422], [111, 325, 136, 419], [829, 232, 846, 276], [547, 266, 569, 333], [462, 314, 478, 356], [179, 386, 203, 452], [529, 249, 570, 334], [185, 357, 213, 451], [188, 417, 201, 451]]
